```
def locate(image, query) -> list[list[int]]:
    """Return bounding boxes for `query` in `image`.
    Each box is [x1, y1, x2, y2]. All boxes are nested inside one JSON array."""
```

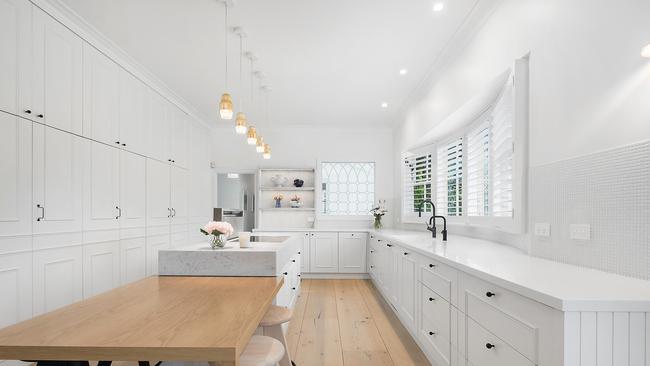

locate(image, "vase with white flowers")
[[273, 193, 284, 208], [200, 221, 234, 249], [290, 195, 302, 208], [370, 200, 387, 229]]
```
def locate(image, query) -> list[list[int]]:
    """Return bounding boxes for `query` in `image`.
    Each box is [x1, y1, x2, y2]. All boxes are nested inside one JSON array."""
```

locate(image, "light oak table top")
[[0, 276, 283, 366]]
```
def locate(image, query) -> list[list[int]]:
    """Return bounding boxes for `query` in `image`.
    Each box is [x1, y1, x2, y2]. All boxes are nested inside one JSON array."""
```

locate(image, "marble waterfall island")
[[158, 234, 300, 276]]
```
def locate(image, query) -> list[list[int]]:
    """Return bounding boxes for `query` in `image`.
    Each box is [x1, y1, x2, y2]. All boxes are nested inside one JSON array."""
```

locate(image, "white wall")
[[394, 0, 650, 272], [212, 125, 395, 228]]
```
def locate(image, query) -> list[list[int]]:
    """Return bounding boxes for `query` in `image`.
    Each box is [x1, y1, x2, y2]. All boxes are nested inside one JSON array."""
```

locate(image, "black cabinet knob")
[[292, 259, 296, 262], [292, 287, 296, 290], [116, 141, 120, 145], [298, 251, 301, 254], [370, 265, 374, 268], [37, 114, 43, 118], [24, 109, 31, 114], [121, 143, 126, 146], [387, 244, 392, 247], [370, 250, 374, 253], [429, 331, 436, 336], [298, 274, 301, 277], [429, 264, 436, 268], [283, 272, 288, 275], [486, 291, 496, 298], [429, 297, 434, 302], [485, 343, 495, 349], [403, 252, 408, 255]]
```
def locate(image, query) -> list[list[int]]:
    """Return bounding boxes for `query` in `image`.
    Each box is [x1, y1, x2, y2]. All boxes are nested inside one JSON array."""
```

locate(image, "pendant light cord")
[[239, 33, 243, 111], [224, 2, 228, 90]]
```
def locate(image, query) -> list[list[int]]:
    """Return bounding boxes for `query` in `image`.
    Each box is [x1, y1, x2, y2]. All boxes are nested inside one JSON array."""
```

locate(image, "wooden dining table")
[[0, 276, 283, 366]]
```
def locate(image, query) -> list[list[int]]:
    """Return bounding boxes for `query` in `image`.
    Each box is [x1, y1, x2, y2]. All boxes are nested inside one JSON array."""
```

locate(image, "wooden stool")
[[260, 305, 294, 366], [239, 335, 285, 366]]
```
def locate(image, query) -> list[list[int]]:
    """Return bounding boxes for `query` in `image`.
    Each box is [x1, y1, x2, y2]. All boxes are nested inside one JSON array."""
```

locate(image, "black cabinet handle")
[[116, 141, 120, 145], [403, 252, 408, 255], [298, 274, 301, 277], [24, 109, 31, 114], [370, 250, 374, 253], [377, 239, 382, 242], [167, 208, 171, 218], [116, 206, 121, 219], [121, 143, 126, 146], [429, 331, 436, 336], [283, 272, 288, 275], [370, 265, 374, 268], [292, 259, 296, 263], [429, 263, 436, 268], [429, 297, 435, 302], [36, 204, 44, 221], [486, 291, 496, 298], [298, 251, 301, 254], [387, 244, 393, 247], [485, 343, 495, 349], [37, 114, 43, 118]]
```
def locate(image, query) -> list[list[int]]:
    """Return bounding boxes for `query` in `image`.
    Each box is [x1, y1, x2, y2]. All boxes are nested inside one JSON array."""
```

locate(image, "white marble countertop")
[[370, 229, 650, 312]]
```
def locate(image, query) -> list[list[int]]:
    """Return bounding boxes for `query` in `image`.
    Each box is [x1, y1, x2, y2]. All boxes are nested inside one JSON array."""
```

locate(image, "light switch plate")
[[570, 224, 591, 240], [534, 223, 551, 237]]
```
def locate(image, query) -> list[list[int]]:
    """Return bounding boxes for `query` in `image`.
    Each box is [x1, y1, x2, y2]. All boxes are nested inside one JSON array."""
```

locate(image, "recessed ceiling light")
[[642, 43, 650, 58], [381, 102, 388, 108], [433, 2, 445, 12], [399, 69, 408, 75]]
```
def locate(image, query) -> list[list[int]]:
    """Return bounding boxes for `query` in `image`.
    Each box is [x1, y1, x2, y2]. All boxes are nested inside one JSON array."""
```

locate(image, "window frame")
[[317, 161, 377, 220], [400, 58, 528, 233]]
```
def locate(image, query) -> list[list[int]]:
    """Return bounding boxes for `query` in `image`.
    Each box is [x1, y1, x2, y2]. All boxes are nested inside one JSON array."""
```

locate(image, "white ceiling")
[[61, 0, 479, 127]]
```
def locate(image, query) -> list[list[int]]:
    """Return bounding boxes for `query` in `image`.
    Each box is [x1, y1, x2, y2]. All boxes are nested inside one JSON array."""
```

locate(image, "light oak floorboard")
[[287, 279, 429, 366]]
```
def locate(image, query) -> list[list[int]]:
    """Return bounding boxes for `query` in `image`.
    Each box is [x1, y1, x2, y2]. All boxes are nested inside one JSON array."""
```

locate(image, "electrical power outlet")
[[570, 224, 591, 240], [534, 223, 551, 237]]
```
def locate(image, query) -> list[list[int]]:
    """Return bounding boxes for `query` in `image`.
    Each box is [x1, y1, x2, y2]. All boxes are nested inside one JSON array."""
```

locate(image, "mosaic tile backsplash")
[[530, 140, 650, 280]]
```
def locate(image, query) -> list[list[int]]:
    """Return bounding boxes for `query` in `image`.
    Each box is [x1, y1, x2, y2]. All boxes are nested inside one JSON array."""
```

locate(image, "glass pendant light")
[[263, 144, 271, 160], [234, 28, 247, 134], [256, 136, 265, 153], [219, 1, 233, 120], [247, 126, 257, 145]]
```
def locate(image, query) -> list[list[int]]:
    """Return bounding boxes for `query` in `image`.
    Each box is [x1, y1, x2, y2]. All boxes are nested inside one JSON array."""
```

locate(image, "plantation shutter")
[[436, 139, 463, 216], [491, 73, 514, 217], [466, 121, 491, 216], [402, 150, 433, 216]]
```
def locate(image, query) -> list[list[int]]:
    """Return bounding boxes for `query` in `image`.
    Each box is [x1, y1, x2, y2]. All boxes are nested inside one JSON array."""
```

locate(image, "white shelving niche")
[[257, 168, 316, 229]]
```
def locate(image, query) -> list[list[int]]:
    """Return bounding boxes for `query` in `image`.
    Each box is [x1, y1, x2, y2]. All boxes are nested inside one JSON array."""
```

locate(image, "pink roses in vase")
[[200, 221, 235, 249]]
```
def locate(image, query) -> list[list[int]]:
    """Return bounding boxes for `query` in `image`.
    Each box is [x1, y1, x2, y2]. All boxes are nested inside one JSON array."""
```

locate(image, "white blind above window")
[[437, 138, 463, 216], [402, 150, 433, 216]]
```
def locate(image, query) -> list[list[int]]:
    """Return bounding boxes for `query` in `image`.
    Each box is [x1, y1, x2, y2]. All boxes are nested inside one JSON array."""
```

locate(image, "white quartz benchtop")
[[371, 229, 650, 312]]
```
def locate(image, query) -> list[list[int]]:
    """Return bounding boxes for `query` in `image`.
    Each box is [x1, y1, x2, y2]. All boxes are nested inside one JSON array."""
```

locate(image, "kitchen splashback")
[[530, 140, 650, 280]]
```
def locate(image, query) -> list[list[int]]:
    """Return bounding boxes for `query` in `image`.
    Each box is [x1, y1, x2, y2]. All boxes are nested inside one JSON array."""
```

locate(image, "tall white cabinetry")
[[0, 0, 213, 337]]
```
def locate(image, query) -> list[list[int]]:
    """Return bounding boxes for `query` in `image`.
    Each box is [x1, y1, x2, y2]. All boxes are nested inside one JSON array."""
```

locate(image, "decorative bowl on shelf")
[[293, 179, 304, 188]]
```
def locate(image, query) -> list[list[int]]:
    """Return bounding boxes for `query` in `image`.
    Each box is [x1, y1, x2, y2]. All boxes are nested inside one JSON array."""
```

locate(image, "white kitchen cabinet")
[[82, 240, 120, 298], [398, 247, 418, 332], [146, 158, 171, 227], [148, 92, 171, 163], [119, 236, 146, 284], [188, 122, 212, 224], [32, 6, 82, 134], [170, 107, 188, 168], [146, 234, 169, 276], [0, 0, 31, 117], [118, 70, 149, 156], [82, 140, 120, 232], [33, 245, 83, 315], [338, 232, 367, 273], [309, 232, 338, 273], [0, 112, 32, 237], [0, 251, 32, 328], [380, 240, 399, 306], [171, 166, 188, 226], [33, 124, 83, 235], [300, 232, 311, 272], [119, 151, 146, 229], [82, 44, 119, 146]]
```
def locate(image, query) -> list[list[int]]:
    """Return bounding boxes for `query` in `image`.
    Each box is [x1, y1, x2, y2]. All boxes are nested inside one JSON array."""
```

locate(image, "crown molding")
[[29, 0, 216, 130]]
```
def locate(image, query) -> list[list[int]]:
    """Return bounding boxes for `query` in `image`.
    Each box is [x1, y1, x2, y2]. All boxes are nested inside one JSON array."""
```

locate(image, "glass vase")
[[210, 234, 227, 249], [373, 216, 383, 229]]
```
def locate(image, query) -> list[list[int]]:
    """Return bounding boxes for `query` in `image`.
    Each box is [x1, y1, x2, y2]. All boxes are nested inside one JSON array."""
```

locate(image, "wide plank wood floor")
[[286, 279, 430, 366]]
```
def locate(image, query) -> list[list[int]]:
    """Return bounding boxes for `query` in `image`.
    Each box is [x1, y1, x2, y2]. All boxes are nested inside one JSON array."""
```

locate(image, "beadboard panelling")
[[530, 140, 650, 280], [566, 311, 649, 366]]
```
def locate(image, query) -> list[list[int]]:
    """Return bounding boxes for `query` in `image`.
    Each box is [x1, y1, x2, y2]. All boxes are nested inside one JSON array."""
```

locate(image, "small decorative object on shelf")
[[293, 179, 304, 187], [273, 193, 284, 208], [290, 195, 302, 208], [271, 174, 289, 187], [200, 221, 234, 249], [370, 200, 388, 229]]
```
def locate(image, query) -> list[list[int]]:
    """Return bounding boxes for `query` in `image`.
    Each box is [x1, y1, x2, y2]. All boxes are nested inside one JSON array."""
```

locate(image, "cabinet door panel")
[[399, 250, 418, 331], [301, 232, 310, 273], [120, 237, 146, 284], [146, 158, 171, 227], [33, 8, 82, 134], [82, 44, 119, 145], [82, 240, 119, 298], [148, 92, 171, 163], [33, 124, 83, 234], [0, 0, 31, 116], [119, 151, 146, 229], [119, 70, 149, 155], [0, 251, 32, 328], [33, 246, 83, 315], [338, 233, 366, 273], [309, 232, 338, 273], [0, 112, 32, 236], [171, 166, 188, 225], [170, 108, 188, 168], [146, 234, 169, 276], [82, 140, 119, 231]]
